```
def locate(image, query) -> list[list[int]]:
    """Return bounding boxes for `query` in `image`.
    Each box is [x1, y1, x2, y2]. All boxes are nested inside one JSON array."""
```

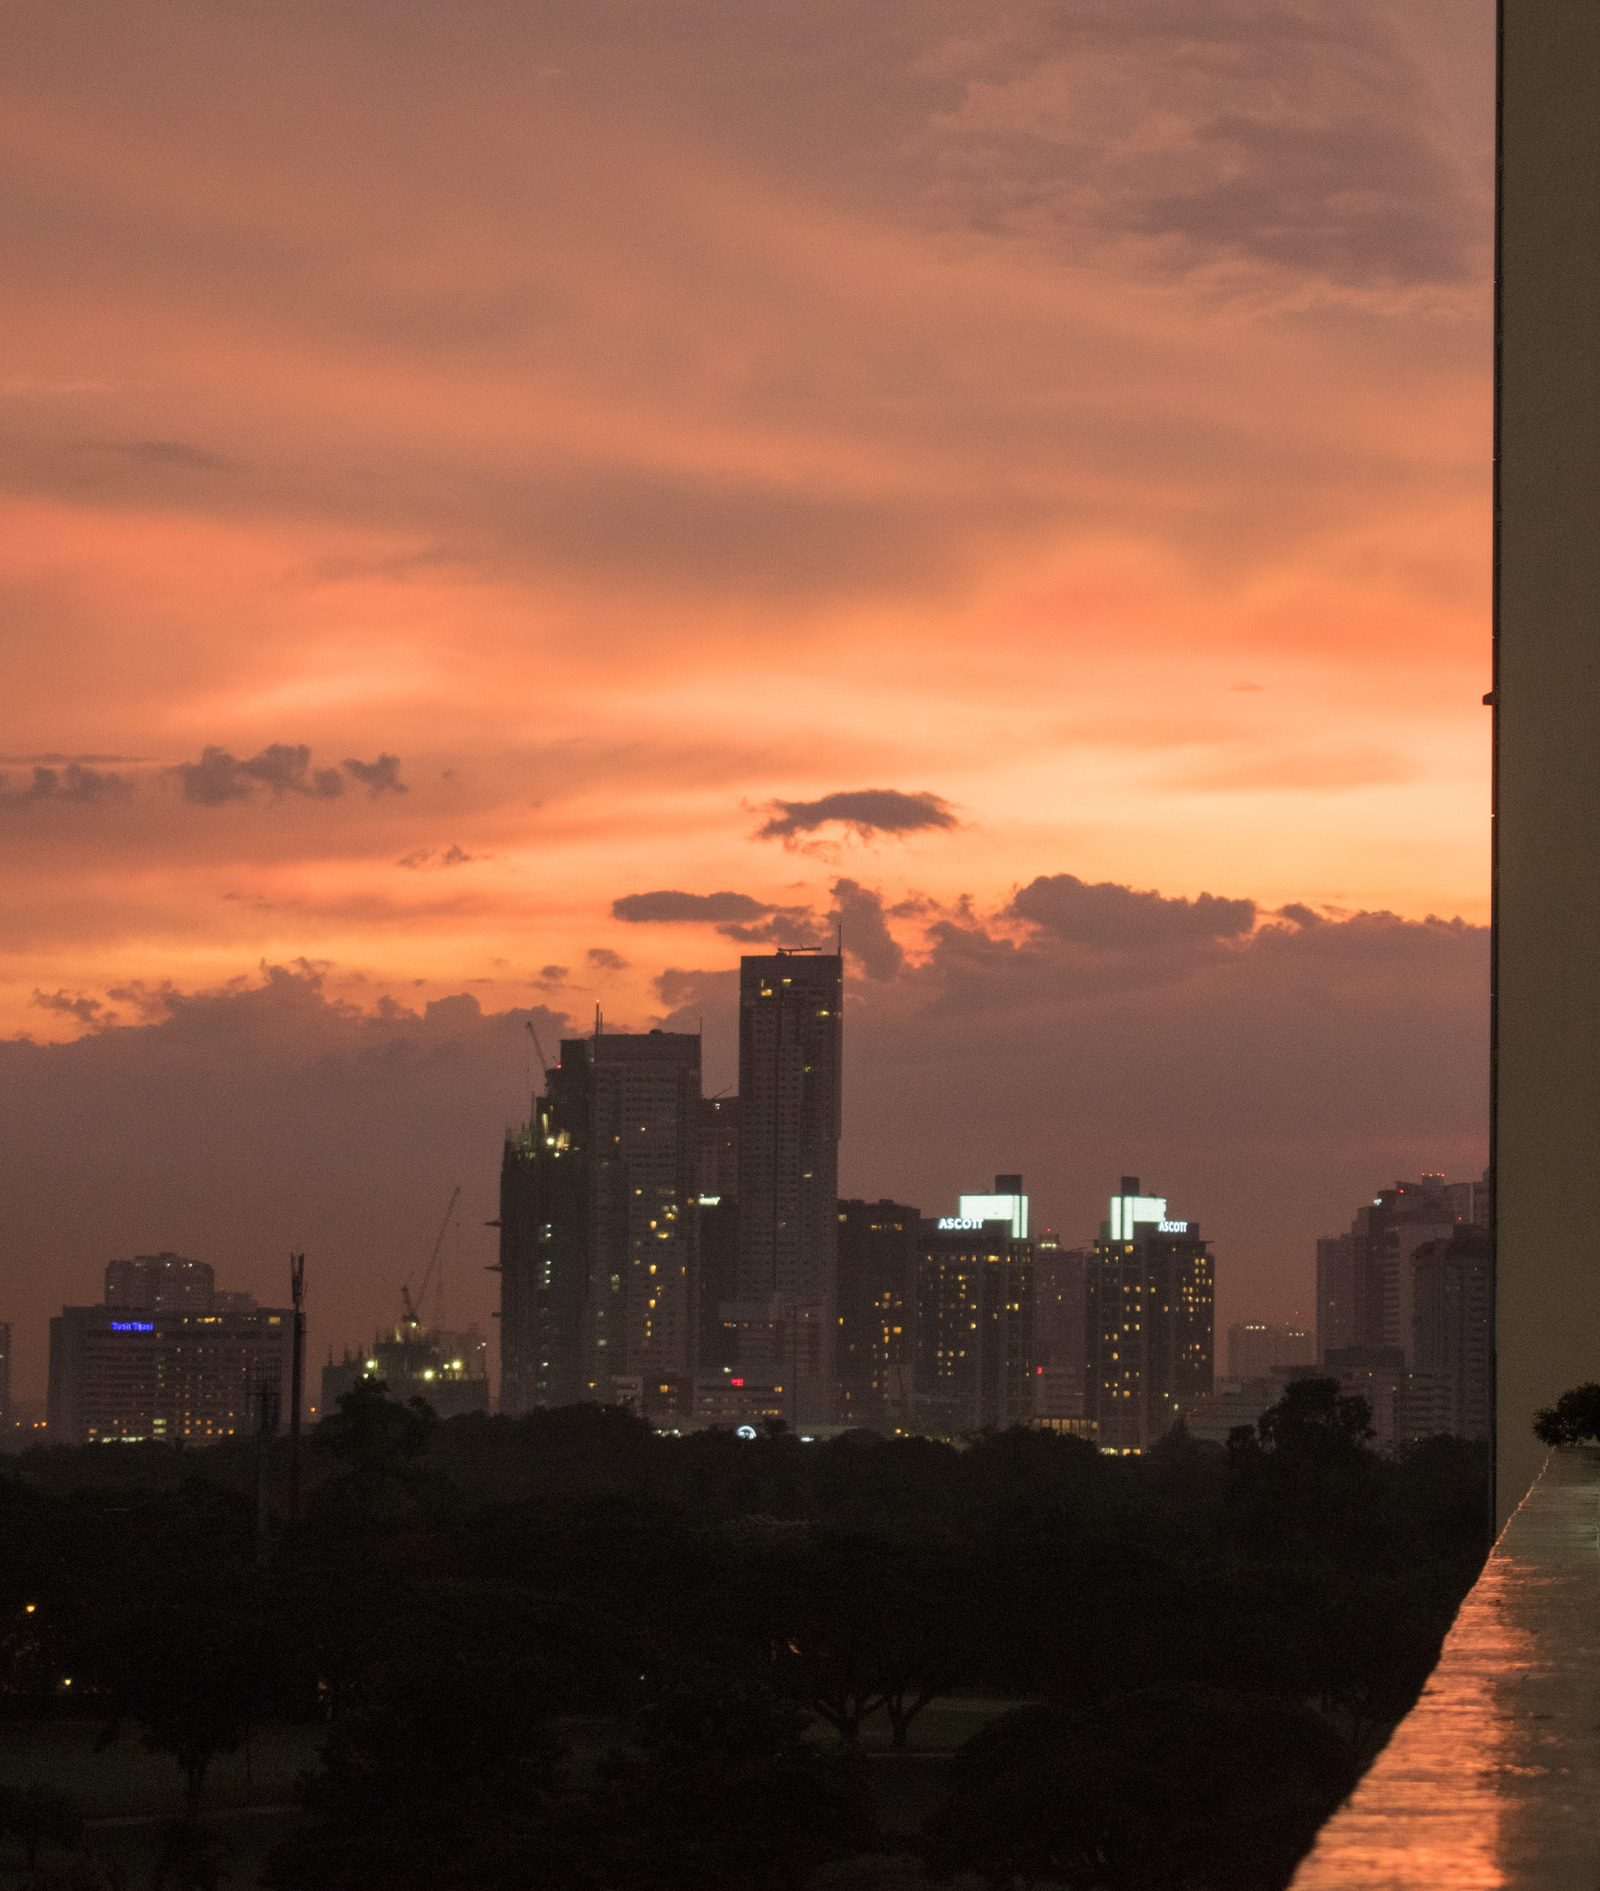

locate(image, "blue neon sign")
[[110, 1321, 154, 1332]]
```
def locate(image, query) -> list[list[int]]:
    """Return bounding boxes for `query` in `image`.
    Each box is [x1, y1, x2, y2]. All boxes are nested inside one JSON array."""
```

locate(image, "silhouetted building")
[[730, 951, 843, 1425], [837, 1198, 920, 1428], [1406, 1224, 1493, 1442], [498, 1029, 704, 1415], [697, 1195, 741, 1376], [1085, 1177, 1214, 1453], [498, 1086, 587, 1413], [49, 1258, 290, 1445], [1316, 1175, 1489, 1365], [1033, 1235, 1088, 1418], [1227, 1321, 1315, 1379], [323, 1321, 490, 1422], [915, 1185, 1035, 1434], [0, 1322, 9, 1440], [105, 1252, 215, 1314], [698, 1095, 739, 1198]]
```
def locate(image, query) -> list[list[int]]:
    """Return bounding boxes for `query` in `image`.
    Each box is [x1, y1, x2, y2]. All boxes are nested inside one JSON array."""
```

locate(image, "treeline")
[[0, 1385, 1490, 1890]]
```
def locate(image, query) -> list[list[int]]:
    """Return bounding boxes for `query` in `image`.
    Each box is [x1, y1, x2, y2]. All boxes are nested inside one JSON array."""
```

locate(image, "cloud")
[[587, 947, 629, 972], [30, 989, 116, 1027], [77, 438, 233, 471], [1008, 873, 1256, 948], [828, 877, 903, 981], [398, 843, 475, 870], [0, 761, 133, 808], [175, 744, 412, 806], [613, 890, 775, 924], [177, 743, 344, 806], [343, 754, 409, 797], [755, 789, 958, 846]]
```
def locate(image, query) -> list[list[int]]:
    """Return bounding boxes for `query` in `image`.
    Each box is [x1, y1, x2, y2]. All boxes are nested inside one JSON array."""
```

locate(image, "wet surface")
[[1293, 1447, 1600, 1889]]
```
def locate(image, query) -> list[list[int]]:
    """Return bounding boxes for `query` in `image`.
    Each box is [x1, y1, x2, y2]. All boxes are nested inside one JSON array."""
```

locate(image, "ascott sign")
[[936, 1217, 988, 1232], [1158, 1220, 1190, 1234]]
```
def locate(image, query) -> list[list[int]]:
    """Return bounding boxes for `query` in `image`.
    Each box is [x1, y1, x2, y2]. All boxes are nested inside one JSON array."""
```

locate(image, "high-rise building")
[[322, 1322, 490, 1421], [1032, 1235, 1089, 1419], [1085, 1176, 1214, 1453], [836, 1198, 920, 1428], [1227, 1322, 1316, 1379], [1407, 1224, 1493, 1443], [498, 1029, 703, 1414], [49, 1258, 291, 1445], [730, 950, 843, 1425], [914, 1181, 1035, 1435], [1316, 1176, 1488, 1366]]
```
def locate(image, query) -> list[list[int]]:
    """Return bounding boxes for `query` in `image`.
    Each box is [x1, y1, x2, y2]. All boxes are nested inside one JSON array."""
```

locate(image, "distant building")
[[1033, 1236, 1088, 1419], [836, 1198, 920, 1428], [1085, 1177, 1214, 1453], [1316, 1175, 1488, 1366], [1406, 1224, 1493, 1442], [0, 1321, 10, 1439], [730, 951, 843, 1426], [49, 1258, 290, 1445], [914, 1185, 1035, 1434], [1227, 1321, 1315, 1380], [1298, 1347, 1410, 1453], [499, 1029, 704, 1416], [322, 1322, 490, 1421]]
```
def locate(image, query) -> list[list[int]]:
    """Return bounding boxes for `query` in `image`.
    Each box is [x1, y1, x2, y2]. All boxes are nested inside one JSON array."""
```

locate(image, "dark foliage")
[[1532, 1381, 1600, 1447], [0, 1379, 1491, 1889]]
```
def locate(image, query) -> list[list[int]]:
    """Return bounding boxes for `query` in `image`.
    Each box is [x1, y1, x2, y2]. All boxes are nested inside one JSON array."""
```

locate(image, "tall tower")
[[498, 1028, 702, 1415], [734, 949, 843, 1424]]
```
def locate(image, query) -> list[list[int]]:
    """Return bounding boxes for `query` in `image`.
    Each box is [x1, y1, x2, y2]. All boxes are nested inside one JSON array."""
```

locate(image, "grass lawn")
[[0, 1716, 324, 1819]]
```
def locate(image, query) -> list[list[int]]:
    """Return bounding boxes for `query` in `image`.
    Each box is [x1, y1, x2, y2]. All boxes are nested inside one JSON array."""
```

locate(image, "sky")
[[0, 0, 1494, 1400]]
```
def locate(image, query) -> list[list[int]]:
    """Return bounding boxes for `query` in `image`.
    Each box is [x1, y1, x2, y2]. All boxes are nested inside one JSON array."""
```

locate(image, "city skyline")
[[0, 0, 1492, 1411]]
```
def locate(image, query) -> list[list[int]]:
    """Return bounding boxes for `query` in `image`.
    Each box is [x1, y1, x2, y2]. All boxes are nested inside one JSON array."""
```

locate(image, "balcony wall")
[[1292, 1447, 1600, 1888]]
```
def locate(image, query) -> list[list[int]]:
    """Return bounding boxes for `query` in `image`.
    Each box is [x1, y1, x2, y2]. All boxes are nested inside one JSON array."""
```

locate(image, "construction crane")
[[525, 1018, 553, 1076], [400, 1185, 460, 1334]]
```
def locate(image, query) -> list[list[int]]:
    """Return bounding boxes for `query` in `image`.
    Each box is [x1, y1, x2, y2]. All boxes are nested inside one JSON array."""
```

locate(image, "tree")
[[1533, 1382, 1600, 1446], [116, 1589, 270, 1821], [926, 1689, 1359, 1891], [589, 1673, 874, 1891]]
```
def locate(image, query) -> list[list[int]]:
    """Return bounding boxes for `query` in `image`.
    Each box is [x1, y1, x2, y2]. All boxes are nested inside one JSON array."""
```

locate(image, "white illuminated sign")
[[959, 1193, 1029, 1238], [1109, 1194, 1167, 1240], [735, 1424, 759, 1440], [937, 1216, 988, 1232], [1158, 1219, 1189, 1234]]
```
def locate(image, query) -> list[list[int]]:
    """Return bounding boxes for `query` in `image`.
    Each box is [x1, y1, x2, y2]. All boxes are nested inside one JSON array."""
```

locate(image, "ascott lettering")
[[1158, 1219, 1189, 1234], [936, 1216, 987, 1232]]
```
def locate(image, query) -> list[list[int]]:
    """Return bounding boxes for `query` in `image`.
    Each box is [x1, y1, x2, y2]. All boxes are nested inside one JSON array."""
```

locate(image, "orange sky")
[[0, 1, 1494, 1387]]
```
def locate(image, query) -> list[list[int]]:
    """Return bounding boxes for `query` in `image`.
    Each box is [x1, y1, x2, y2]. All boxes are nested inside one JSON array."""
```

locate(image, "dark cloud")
[[0, 761, 133, 808], [587, 947, 629, 972], [613, 890, 774, 924], [77, 438, 233, 471], [756, 789, 958, 845], [1009, 873, 1256, 948], [343, 754, 409, 797], [176, 745, 409, 806], [30, 990, 115, 1027], [828, 877, 903, 982]]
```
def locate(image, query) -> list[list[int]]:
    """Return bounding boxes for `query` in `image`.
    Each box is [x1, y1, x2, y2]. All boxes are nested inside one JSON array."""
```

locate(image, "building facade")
[[1316, 1176, 1488, 1366], [49, 1258, 290, 1445], [836, 1197, 920, 1428], [1033, 1237, 1089, 1419], [914, 1207, 1035, 1435], [732, 950, 843, 1425], [1085, 1177, 1214, 1453]]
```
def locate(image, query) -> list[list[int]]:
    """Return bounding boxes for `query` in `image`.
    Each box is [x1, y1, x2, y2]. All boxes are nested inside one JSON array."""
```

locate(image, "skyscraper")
[[1032, 1235, 1089, 1419], [498, 1028, 703, 1414], [914, 1180, 1036, 1435], [1085, 1177, 1213, 1453], [1316, 1176, 1489, 1366], [836, 1198, 920, 1428], [1407, 1224, 1493, 1443], [731, 950, 843, 1424], [49, 1259, 290, 1445]]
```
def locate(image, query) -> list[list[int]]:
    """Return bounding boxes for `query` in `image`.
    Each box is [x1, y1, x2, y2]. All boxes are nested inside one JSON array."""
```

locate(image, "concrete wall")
[[1496, 5, 1600, 1519]]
